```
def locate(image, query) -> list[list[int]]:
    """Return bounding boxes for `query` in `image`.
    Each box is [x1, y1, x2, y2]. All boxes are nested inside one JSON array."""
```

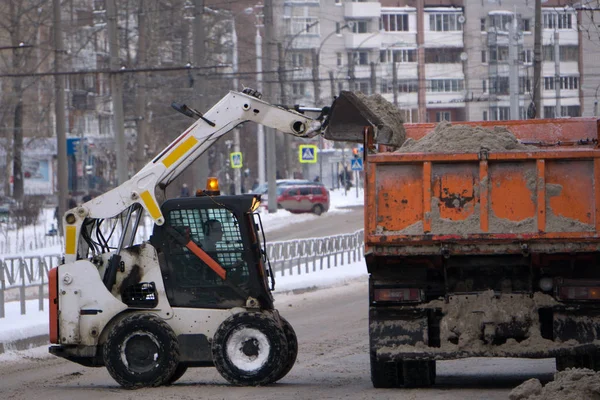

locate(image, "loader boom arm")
[[63, 90, 322, 262]]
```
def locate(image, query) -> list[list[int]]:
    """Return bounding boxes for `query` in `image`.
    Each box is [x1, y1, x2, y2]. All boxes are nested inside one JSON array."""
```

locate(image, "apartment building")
[[281, 0, 585, 122]]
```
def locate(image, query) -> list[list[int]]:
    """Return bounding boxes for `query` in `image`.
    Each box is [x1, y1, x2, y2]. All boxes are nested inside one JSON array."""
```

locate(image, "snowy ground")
[[0, 188, 366, 350]]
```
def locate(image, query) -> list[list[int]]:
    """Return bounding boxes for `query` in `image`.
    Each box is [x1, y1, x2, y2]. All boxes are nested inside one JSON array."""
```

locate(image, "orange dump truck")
[[325, 95, 600, 388]]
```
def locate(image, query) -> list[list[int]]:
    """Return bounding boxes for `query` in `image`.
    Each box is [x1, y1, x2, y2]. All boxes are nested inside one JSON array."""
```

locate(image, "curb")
[[0, 334, 49, 355]]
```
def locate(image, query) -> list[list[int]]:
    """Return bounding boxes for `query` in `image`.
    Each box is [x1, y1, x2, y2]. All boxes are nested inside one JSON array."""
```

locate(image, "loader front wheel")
[[103, 313, 179, 389], [212, 312, 288, 386]]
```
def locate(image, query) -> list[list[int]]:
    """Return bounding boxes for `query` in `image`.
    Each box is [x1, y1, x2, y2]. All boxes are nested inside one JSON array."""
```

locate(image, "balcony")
[[344, 32, 382, 49], [344, 2, 381, 19]]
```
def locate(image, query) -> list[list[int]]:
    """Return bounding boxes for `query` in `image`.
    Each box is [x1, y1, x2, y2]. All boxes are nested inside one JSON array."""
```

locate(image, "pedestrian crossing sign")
[[230, 152, 243, 169], [299, 145, 318, 164], [351, 158, 363, 171]]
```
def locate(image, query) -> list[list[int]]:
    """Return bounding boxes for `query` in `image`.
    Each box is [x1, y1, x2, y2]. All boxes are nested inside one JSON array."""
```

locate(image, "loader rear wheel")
[[166, 363, 188, 385], [212, 312, 288, 386], [271, 316, 298, 382], [103, 313, 179, 389]]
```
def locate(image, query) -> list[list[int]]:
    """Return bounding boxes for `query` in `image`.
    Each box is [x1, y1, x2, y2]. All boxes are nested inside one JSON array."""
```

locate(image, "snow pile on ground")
[[509, 368, 600, 400]]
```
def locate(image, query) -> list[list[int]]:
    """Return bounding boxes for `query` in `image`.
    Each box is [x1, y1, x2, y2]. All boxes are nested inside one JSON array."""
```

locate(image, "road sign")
[[230, 152, 243, 169], [299, 145, 318, 164], [351, 158, 363, 171]]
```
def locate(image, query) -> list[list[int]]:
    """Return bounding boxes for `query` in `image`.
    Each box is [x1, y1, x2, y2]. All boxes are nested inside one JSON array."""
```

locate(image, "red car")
[[276, 184, 330, 215]]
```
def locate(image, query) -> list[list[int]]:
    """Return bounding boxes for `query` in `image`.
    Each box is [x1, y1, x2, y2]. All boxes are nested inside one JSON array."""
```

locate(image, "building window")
[[424, 48, 462, 63], [519, 77, 531, 94], [490, 77, 509, 94], [560, 76, 579, 90], [489, 46, 509, 62], [380, 49, 416, 63], [520, 49, 533, 64], [337, 81, 345, 93], [380, 79, 392, 94], [436, 111, 451, 122], [335, 0, 341, 4], [349, 20, 368, 33], [336, 52, 342, 66], [429, 13, 463, 31], [290, 52, 306, 67], [489, 14, 513, 31], [398, 80, 418, 93], [543, 45, 554, 61], [292, 82, 306, 96], [481, 50, 487, 63], [520, 18, 531, 32], [544, 77, 555, 90], [544, 106, 556, 118], [481, 18, 486, 31], [560, 45, 579, 61], [483, 110, 488, 121], [350, 51, 369, 65], [381, 13, 409, 32], [353, 81, 370, 94], [427, 79, 464, 92], [490, 107, 510, 121], [543, 12, 573, 30], [561, 105, 580, 117], [287, 17, 319, 36], [482, 79, 487, 93]]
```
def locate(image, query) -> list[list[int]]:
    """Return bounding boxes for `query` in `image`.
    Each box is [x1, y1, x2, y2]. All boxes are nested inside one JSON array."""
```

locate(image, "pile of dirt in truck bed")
[[396, 121, 534, 153], [509, 368, 600, 400]]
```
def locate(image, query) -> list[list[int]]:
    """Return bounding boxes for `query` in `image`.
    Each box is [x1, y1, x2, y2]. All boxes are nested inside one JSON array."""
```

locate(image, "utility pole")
[[192, 0, 210, 191], [370, 61, 376, 96], [509, 15, 520, 120], [264, 0, 278, 213], [53, 0, 68, 227], [392, 61, 398, 106], [533, 0, 542, 118], [416, 0, 426, 122], [278, 42, 290, 179], [554, 30, 561, 118], [134, 1, 149, 172], [256, 21, 266, 185], [106, 0, 127, 185]]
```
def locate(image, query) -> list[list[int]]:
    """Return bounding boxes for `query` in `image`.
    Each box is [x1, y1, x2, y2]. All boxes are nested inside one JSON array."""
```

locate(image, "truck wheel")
[[212, 312, 288, 386], [271, 316, 298, 382], [556, 352, 600, 371], [402, 360, 436, 388], [103, 313, 179, 389], [165, 364, 188, 385], [312, 204, 324, 216], [370, 351, 402, 388]]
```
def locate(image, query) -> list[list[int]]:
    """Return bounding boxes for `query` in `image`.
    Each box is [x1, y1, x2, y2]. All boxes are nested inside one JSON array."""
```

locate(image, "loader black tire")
[[212, 311, 288, 386], [165, 363, 188, 385], [271, 316, 298, 382], [370, 350, 402, 388], [103, 313, 179, 389]]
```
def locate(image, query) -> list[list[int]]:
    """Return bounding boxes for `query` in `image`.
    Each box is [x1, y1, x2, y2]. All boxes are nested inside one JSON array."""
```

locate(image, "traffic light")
[[352, 147, 359, 159]]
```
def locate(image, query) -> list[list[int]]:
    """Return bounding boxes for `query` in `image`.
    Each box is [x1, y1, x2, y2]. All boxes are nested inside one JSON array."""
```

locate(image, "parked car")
[[276, 184, 330, 215], [250, 179, 322, 195]]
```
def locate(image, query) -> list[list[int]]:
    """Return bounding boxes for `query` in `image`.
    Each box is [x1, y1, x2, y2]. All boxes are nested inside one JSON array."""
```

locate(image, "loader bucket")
[[323, 91, 406, 146]]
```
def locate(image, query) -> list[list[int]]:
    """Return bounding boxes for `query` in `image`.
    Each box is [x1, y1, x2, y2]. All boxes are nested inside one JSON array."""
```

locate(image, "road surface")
[[0, 278, 555, 400]]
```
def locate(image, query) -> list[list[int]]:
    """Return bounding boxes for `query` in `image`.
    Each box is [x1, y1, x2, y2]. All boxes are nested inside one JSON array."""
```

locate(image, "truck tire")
[[165, 363, 188, 385], [370, 351, 402, 388], [103, 313, 179, 389], [402, 360, 436, 388], [556, 352, 600, 372], [212, 312, 288, 386], [271, 316, 298, 382]]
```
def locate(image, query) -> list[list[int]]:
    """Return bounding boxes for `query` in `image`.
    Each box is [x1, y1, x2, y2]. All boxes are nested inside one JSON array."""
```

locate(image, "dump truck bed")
[[365, 118, 600, 256]]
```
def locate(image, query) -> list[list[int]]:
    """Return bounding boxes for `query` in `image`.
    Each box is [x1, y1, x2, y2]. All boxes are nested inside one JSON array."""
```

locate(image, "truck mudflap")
[[370, 291, 600, 361]]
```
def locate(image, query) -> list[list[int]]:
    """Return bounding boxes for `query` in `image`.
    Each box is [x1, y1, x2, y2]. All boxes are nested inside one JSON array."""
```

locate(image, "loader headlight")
[[539, 277, 554, 292], [65, 213, 76, 224]]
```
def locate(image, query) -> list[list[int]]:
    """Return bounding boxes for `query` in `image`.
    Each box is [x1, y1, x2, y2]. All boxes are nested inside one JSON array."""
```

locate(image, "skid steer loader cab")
[[149, 194, 274, 309]]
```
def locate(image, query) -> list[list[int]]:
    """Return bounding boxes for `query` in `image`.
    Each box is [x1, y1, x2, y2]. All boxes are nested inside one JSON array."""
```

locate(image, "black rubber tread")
[[103, 313, 180, 389], [165, 363, 189, 385], [370, 350, 402, 388], [312, 204, 324, 216], [271, 316, 298, 382], [556, 353, 600, 372], [211, 311, 288, 386], [402, 360, 436, 388]]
